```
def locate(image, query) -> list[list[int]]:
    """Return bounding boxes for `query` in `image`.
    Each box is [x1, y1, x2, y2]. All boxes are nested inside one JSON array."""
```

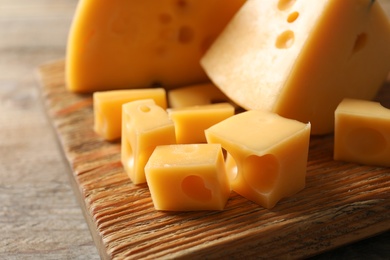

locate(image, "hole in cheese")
[[159, 13, 172, 24], [346, 127, 387, 156], [277, 0, 296, 11], [182, 175, 213, 201], [178, 26, 195, 44], [275, 30, 295, 49], [287, 11, 299, 23], [176, 0, 188, 8], [352, 32, 368, 54], [243, 154, 279, 194], [139, 105, 151, 113]]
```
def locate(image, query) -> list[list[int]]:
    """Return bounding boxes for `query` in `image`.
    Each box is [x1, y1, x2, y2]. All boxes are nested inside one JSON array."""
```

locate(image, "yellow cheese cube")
[[145, 144, 230, 211], [167, 83, 232, 108], [334, 98, 390, 167], [66, 0, 246, 93], [94, 88, 167, 141], [205, 110, 311, 209], [168, 103, 235, 144], [121, 99, 176, 184], [201, 0, 390, 135]]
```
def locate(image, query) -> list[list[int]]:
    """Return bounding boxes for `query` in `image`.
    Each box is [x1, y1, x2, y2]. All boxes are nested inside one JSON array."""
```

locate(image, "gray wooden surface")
[[0, 0, 388, 259]]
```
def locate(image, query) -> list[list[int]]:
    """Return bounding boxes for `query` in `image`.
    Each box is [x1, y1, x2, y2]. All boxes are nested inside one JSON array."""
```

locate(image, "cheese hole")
[[150, 81, 163, 88], [275, 30, 295, 49], [178, 26, 194, 44], [243, 154, 279, 194], [139, 105, 151, 113], [182, 175, 212, 201], [352, 33, 367, 54], [159, 13, 172, 24], [278, 0, 296, 11], [176, 0, 188, 8], [346, 127, 387, 156], [287, 11, 299, 23]]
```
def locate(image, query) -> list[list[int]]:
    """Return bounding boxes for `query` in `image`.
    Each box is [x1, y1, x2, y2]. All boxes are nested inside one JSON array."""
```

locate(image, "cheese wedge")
[[93, 88, 166, 141], [334, 98, 390, 167], [205, 110, 311, 209], [66, 0, 246, 93], [121, 99, 176, 184], [145, 144, 230, 211], [201, 0, 390, 135]]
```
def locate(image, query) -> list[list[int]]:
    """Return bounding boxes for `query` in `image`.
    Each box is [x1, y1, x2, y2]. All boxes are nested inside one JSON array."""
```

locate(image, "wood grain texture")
[[37, 60, 390, 260]]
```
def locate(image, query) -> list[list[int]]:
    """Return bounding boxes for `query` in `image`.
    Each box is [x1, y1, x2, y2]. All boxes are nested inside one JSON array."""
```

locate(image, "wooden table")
[[0, 1, 389, 259]]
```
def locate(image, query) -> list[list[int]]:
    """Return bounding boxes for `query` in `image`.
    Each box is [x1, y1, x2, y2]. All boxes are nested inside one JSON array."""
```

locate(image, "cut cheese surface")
[[201, 0, 390, 135], [66, 0, 246, 93], [168, 103, 235, 144], [145, 144, 230, 211], [121, 99, 176, 184], [167, 83, 232, 108], [205, 110, 311, 209], [93, 88, 167, 141], [334, 98, 390, 167]]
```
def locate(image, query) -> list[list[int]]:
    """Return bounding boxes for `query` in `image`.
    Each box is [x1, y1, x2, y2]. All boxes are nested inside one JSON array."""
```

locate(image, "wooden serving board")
[[37, 60, 390, 260]]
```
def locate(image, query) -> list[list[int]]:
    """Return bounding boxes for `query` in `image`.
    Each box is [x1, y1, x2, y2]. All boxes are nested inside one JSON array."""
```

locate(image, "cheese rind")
[[167, 83, 233, 108], [168, 103, 235, 144], [334, 98, 390, 167], [201, 0, 390, 135], [94, 88, 167, 141], [145, 144, 230, 211], [205, 110, 311, 209], [66, 0, 246, 93], [121, 99, 176, 184]]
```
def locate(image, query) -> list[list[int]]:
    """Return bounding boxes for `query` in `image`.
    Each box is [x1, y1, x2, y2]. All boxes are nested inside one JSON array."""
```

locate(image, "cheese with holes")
[[168, 83, 232, 108], [168, 103, 235, 144], [145, 144, 230, 211], [334, 98, 390, 167], [121, 99, 176, 184], [94, 88, 167, 141], [201, 0, 390, 135], [205, 110, 311, 209], [66, 0, 246, 93]]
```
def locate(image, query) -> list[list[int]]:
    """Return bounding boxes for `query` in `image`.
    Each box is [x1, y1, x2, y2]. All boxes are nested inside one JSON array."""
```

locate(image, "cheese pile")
[[66, 0, 390, 211]]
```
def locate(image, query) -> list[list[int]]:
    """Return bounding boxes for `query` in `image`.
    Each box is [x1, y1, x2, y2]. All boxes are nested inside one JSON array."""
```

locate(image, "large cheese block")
[[66, 0, 246, 93], [201, 0, 390, 135], [334, 98, 390, 167], [205, 110, 311, 209]]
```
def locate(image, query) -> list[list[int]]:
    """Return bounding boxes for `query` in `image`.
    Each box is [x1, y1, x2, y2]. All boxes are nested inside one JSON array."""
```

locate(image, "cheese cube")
[[66, 0, 246, 93], [168, 103, 235, 144], [145, 144, 230, 211], [121, 99, 176, 184], [201, 0, 390, 135], [167, 83, 232, 108], [205, 110, 311, 209], [334, 98, 390, 167], [94, 88, 167, 141]]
